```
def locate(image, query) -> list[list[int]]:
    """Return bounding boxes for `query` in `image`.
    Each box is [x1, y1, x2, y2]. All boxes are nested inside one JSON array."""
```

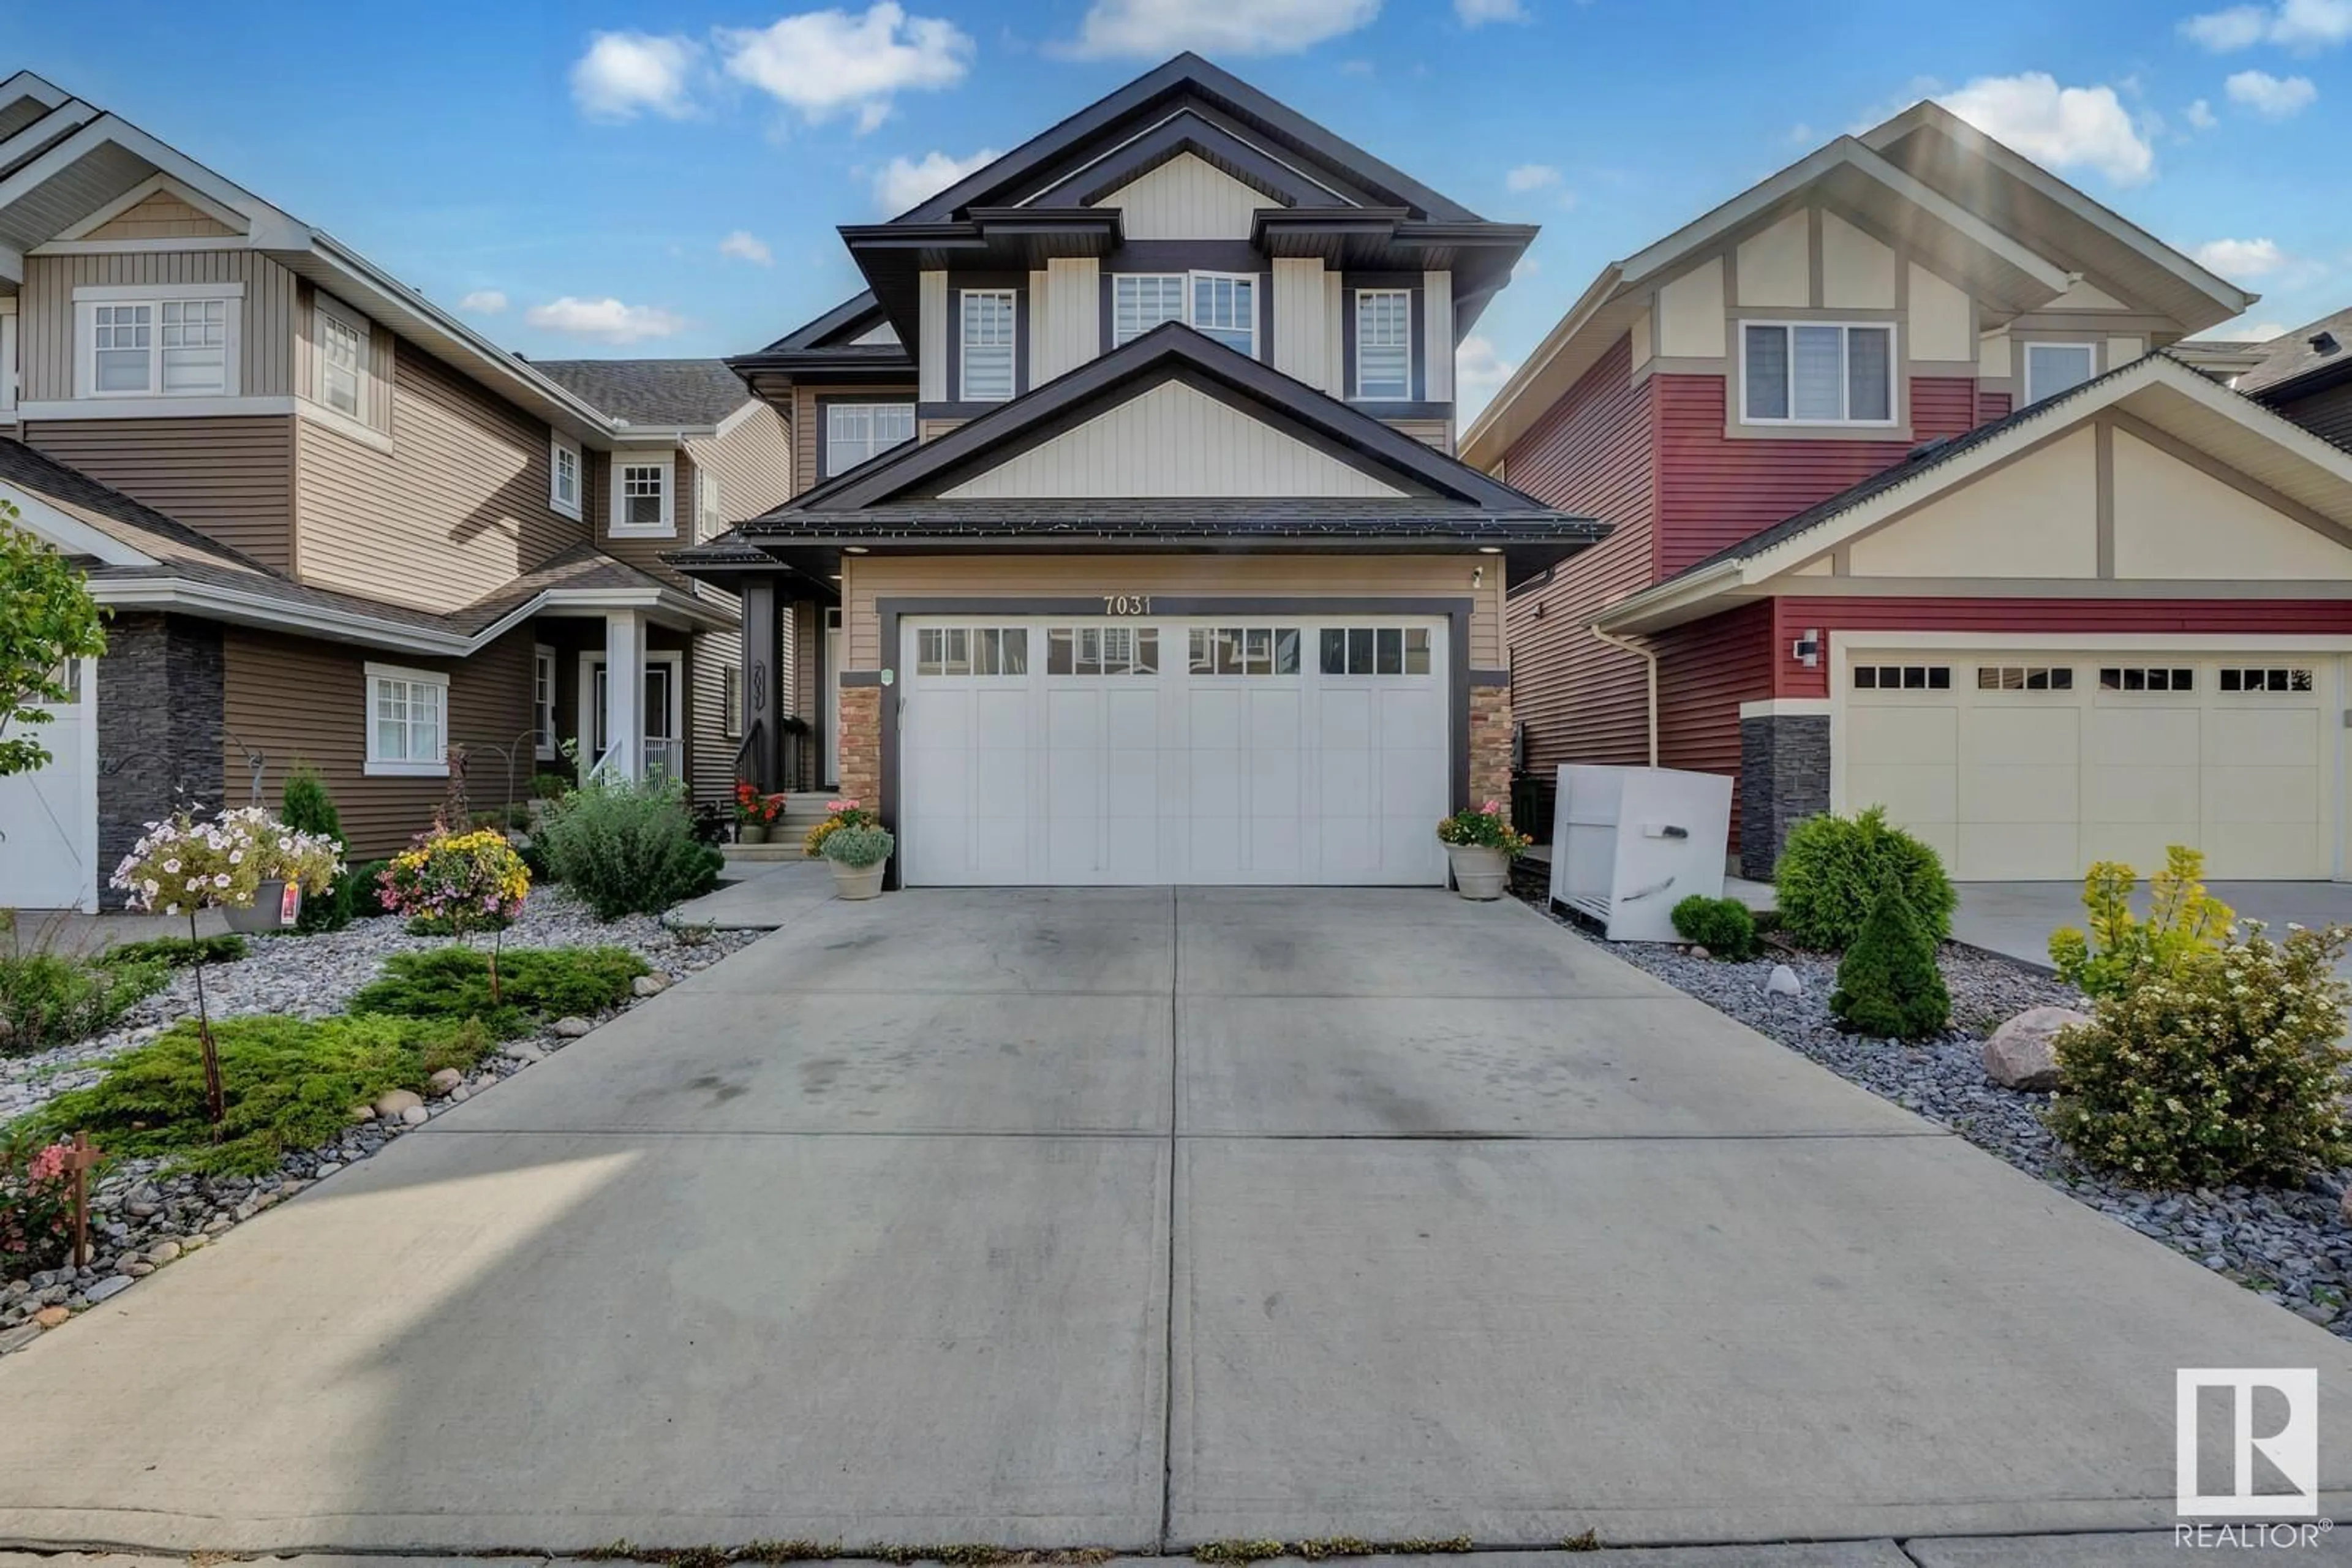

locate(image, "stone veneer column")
[[95, 612, 225, 910], [1738, 712, 1830, 881], [1469, 685, 1513, 818], [836, 685, 882, 810]]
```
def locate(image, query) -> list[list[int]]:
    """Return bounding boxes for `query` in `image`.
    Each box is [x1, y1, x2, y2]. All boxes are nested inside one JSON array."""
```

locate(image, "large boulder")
[[1983, 1006, 2090, 1092]]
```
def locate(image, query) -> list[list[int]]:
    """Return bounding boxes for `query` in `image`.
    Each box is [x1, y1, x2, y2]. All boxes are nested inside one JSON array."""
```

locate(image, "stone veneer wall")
[[96, 612, 226, 910], [1469, 685, 1513, 820], [837, 685, 881, 810], [1738, 712, 1829, 881]]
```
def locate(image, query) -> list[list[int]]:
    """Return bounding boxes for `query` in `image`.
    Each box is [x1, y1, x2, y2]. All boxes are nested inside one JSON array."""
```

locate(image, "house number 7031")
[[1102, 594, 1152, 615]]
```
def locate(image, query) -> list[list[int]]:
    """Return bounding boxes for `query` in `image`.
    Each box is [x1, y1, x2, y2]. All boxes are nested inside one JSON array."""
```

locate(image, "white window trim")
[[311, 292, 370, 427], [1110, 272, 1188, 348], [959, 287, 1019, 403], [696, 467, 722, 541], [73, 281, 244, 402], [1188, 271, 1258, 361], [363, 661, 450, 778], [0, 298, 17, 416], [533, 644, 559, 760], [549, 434, 583, 521], [1354, 287, 1414, 402], [824, 401, 916, 477], [1737, 318, 1898, 428], [608, 450, 676, 538], [2024, 340, 2098, 405]]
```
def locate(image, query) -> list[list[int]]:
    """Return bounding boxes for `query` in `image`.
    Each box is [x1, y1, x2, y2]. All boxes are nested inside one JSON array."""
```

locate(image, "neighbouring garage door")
[[900, 616, 1450, 886], [0, 658, 97, 908], [1843, 650, 2340, 880]]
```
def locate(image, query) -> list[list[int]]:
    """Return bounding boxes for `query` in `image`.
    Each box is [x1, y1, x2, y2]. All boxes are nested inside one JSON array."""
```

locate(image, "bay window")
[[1741, 321, 1894, 426]]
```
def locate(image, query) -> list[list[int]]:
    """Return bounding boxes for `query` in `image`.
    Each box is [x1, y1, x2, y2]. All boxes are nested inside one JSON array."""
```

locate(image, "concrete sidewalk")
[[667, 856, 838, 930], [1, 888, 2348, 1555]]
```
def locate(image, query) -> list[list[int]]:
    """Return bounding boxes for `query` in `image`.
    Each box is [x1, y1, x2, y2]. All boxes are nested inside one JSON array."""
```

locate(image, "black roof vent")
[[2312, 330, 2341, 356], [1905, 435, 1956, 463]]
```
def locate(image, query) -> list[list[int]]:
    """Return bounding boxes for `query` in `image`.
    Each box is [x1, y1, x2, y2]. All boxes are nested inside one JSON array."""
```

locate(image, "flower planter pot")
[[737, 823, 769, 845], [1445, 844, 1510, 901], [224, 880, 302, 933], [829, 859, 886, 900]]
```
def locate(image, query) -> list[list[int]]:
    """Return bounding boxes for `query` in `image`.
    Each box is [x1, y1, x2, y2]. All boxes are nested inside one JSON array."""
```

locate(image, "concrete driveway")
[[2, 888, 2350, 1555]]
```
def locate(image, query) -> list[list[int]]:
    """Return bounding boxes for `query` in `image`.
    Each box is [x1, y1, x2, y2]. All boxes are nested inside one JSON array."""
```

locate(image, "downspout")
[[1589, 622, 1658, 767]]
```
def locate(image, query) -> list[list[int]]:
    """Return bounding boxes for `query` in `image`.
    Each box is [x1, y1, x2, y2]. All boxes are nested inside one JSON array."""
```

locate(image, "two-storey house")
[[674, 54, 1602, 888], [0, 72, 790, 908], [1466, 102, 2352, 886]]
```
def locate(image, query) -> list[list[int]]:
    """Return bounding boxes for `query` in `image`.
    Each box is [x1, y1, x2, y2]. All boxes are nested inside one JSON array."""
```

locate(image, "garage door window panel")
[[1852, 665, 1951, 691], [1977, 666, 2073, 692], [2220, 666, 2315, 693], [2099, 667, 2195, 693]]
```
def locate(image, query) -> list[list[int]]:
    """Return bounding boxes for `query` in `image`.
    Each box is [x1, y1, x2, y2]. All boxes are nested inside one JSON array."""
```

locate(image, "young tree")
[[0, 500, 108, 778]]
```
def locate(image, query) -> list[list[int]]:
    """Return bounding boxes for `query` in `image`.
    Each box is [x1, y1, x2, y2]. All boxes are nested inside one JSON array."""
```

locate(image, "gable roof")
[[1588, 352, 2352, 634], [2236, 306, 2352, 399], [530, 360, 752, 429], [728, 292, 916, 400]]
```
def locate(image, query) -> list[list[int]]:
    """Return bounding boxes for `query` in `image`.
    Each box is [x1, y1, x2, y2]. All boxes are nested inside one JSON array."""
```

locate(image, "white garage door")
[[1843, 651, 2339, 880], [0, 658, 98, 908], [900, 617, 1450, 886]]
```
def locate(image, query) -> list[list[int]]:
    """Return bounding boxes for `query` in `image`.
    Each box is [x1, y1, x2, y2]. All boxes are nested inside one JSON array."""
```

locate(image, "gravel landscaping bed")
[[1518, 887, 2352, 1340], [0, 891, 762, 1352]]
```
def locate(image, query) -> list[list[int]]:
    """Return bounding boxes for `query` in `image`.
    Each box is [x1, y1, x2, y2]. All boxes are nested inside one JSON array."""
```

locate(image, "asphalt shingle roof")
[[528, 359, 751, 428], [2235, 307, 2352, 396]]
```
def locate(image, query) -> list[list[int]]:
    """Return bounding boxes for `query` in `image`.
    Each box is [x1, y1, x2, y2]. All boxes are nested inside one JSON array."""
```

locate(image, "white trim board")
[[50, 171, 250, 242]]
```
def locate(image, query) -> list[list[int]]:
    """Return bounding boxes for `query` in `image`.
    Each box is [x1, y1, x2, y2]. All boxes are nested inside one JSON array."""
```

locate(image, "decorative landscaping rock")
[[551, 1016, 594, 1038], [631, 974, 669, 998], [0, 1322, 40, 1355], [372, 1088, 423, 1118], [82, 1277, 131, 1305], [1983, 1006, 2089, 1092], [34, 1306, 68, 1329], [1765, 964, 1804, 999], [427, 1068, 466, 1097], [1687, 946, 1710, 960], [401, 1105, 430, 1126], [146, 1240, 181, 1264], [347, 1105, 375, 1123]]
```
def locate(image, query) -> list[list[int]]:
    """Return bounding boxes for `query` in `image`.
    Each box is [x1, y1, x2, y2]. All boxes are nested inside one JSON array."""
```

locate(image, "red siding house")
[[1466, 102, 2352, 885]]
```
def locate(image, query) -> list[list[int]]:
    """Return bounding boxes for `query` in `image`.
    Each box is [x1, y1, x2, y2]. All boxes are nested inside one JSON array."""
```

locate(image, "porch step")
[[724, 842, 807, 864]]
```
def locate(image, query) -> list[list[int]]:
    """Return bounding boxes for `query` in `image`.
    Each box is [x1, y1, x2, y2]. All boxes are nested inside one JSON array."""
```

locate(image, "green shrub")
[[282, 766, 355, 932], [1828, 878, 1951, 1039], [347, 944, 647, 1039], [2049, 847, 2235, 1000], [100, 933, 249, 969], [1670, 895, 1756, 959], [1775, 805, 1956, 951], [0, 946, 164, 1055], [348, 859, 393, 917], [820, 823, 895, 869], [2046, 923, 2352, 1188], [530, 771, 574, 801], [18, 1012, 498, 1175], [536, 779, 723, 919], [405, 911, 515, 938]]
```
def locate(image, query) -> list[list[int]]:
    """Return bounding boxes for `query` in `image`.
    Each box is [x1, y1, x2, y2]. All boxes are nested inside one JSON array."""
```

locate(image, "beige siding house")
[[0, 72, 784, 908]]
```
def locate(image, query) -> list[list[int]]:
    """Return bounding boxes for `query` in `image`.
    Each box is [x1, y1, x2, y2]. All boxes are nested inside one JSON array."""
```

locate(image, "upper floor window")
[[1355, 290, 1413, 401], [77, 284, 241, 399], [550, 435, 583, 519], [824, 401, 915, 477], [960, 288, 1017, 401], [314, 296, 367, 422], [2024, 341, 2096, 406], [697, 469, 722, 540], [1112, 274, 1188, 346], [1741, 321, 1893, 426], [1189, 273, 1255, 358], [611, 453, 674, 538]]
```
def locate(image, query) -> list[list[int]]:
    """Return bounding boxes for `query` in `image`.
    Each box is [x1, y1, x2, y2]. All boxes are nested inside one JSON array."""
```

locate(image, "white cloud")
[[2226, 68, 2319, 116], [718, 4, 973, 133], [718, 230, 774, 265], [2185, 97, 2218, 129], [1060, 0, 1380, 59], [571, 31, 701, 121], [1454, 334, 1517, 418], [1504, 162, 1561, 194], [2183, 0, 2352, 50], [1937, 72, 2154, 185], [2192, 236, 2289, 276], [1455, 0, 1528, 24], [874, 147, 1001, 213], [458, 289, 508, 315], [524, 297, 687, 344]]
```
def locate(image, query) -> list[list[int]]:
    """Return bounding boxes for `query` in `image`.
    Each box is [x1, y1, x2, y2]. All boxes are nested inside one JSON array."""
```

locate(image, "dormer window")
[[2023, 341, 2096, 406], [1740, 322, 1894, 426]]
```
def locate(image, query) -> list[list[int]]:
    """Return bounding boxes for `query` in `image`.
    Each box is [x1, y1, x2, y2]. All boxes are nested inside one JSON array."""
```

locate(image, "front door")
[[580, 654, 685, 782]]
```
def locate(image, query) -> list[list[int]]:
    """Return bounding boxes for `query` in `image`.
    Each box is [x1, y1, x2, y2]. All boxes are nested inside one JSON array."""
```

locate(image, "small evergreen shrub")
[[100, 933, 249, 969], [1775, 805, 1956, 951], [348, 945, 647, 1039], [20, 1013, 499, 1175], [2049, 847, 2235, 1000], [1828, 878, 1951, 1039], [282, 766, 355, 932], [537, 779, 723, 918], [0, 947, 164, 1055], [347, 859, 394, 917], [2046, 922, 2352, 1188], [1670, 895, 1756, 959]]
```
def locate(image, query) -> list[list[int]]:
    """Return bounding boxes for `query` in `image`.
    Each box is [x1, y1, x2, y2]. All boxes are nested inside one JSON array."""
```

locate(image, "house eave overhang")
[[843, 209, 1126, 342]]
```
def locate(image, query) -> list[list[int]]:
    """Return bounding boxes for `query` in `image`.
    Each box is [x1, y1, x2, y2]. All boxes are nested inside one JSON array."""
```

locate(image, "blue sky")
[[6, 0, 2345, 417]]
